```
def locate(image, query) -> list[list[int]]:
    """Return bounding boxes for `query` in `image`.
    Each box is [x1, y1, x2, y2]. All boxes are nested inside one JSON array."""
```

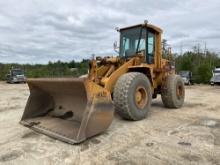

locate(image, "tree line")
[[0, 59, 89, 80], [0, 48, 219, 83], [175, 48, 220, 84]]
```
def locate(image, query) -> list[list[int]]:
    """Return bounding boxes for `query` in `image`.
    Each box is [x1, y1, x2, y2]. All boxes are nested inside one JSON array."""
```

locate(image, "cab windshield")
[[214, 70, 220, 73], [119, 27, 146, 57], [179, 71, 189, 77], [12, 69, 24, 76]]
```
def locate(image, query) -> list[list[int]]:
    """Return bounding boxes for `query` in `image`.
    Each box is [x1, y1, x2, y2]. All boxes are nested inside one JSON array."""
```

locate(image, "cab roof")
[[120, 23, 163, 34]]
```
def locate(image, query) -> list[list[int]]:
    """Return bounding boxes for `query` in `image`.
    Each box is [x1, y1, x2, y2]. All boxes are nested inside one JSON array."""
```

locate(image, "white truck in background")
[[210, 67, 220, 85]]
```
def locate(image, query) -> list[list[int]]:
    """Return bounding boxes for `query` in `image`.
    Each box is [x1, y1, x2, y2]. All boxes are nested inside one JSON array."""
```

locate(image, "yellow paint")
[[87, 23, 175, 96]]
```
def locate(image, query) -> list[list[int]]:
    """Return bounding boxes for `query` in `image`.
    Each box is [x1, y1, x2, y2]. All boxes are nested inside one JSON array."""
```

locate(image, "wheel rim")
[[176, 83, 184, 99], [135, 86, 148, 109]]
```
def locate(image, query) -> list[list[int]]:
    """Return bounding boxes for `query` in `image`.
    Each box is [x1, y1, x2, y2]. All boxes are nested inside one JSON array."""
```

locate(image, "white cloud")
[[0, 0, 220, 63]]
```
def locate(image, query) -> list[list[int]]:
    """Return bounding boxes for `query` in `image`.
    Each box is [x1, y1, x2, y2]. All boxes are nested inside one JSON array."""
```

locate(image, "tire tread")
[[113, 72, 151, 120]]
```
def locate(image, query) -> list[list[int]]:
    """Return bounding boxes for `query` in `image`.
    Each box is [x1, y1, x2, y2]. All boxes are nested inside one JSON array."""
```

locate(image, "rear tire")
[[113, 72, 152, 120], [161, 75, 185, 108]]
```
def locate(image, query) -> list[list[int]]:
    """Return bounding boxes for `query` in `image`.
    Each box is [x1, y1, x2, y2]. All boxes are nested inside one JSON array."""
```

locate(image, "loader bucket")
[[20, 78, 114, 144]]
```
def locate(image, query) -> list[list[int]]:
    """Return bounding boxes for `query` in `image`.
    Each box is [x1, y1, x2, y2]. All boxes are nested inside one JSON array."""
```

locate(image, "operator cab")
[[119, 23, 162, 64]]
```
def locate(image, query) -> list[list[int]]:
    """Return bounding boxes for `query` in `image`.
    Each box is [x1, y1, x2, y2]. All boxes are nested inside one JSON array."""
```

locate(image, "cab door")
[[147, 31, 155, 64]]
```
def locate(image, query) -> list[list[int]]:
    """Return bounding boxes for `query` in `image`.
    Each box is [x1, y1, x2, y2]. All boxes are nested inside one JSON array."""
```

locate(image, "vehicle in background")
[[210, 67, 220, 86], [178, 71, 193, 85], [6, 68, 26, 83]]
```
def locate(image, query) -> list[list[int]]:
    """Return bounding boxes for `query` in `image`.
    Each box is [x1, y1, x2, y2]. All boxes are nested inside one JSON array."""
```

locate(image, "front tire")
[[161, 75, 185, 108], [113, 72, 152, 120]]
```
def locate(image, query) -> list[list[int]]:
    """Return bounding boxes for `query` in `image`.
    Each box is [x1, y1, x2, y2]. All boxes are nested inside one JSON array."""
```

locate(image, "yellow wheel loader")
[[20, 22, 185, 144]]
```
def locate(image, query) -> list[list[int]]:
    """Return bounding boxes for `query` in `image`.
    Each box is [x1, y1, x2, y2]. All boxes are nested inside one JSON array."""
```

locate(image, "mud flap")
[[20, 78, 114, 144]]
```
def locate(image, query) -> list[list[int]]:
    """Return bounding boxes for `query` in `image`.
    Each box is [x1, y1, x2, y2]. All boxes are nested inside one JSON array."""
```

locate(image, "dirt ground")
[[0, 81, 220, 165]]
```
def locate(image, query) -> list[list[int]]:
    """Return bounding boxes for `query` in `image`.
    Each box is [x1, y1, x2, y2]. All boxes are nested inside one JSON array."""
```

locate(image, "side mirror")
[[113, 41, 119, 53]]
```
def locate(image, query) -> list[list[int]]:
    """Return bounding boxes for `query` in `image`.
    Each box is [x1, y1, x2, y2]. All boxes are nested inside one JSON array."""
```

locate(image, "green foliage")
[[175, 50, 220, 84], [1, 49, 220, 84], [0, 60, 89, 80]]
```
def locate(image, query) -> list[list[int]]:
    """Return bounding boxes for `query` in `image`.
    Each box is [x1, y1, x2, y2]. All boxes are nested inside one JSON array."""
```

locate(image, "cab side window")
[[147, 32, 155, 64]]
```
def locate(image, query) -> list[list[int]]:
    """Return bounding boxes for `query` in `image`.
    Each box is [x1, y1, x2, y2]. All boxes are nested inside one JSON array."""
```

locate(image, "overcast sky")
[[0, 0, 220, 63]]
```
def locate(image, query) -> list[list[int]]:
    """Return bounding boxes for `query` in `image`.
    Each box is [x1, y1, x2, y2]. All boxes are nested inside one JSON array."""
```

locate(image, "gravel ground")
[[0, 81, 220, 165]]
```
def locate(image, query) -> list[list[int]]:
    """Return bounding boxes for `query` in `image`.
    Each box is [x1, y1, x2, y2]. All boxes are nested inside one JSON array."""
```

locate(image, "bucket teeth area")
[[20, 78, 114, 144]]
